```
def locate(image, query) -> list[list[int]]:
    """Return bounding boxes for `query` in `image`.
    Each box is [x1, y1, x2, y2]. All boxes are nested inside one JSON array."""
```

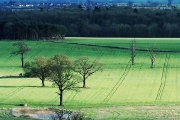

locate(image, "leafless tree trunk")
[[131, 39, 136, 65], [21, 53, 24, 68], [149, 44, 156, 68]]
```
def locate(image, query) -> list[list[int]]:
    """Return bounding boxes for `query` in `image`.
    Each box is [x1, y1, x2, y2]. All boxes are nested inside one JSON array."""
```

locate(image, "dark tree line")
[[1, 6, 180, 38], [0, 20, 66, 40]]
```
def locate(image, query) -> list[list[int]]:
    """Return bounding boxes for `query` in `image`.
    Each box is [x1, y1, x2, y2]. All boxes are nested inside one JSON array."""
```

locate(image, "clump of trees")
[[24, 54, 103, 106], [1, 21, 66, 40], [0, 6, 180, 38]]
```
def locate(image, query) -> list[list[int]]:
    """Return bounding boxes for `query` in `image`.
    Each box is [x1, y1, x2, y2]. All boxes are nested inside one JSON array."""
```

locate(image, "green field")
[[1, 38, 180, 119]]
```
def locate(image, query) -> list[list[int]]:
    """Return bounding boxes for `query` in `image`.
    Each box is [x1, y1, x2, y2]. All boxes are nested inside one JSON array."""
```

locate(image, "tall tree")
[[24, 57, 50, 87], [131, 39, 136, 65], [149, 44, 156, 68], [74, 56, 103, 88], [12, 42, 30, 68], [49, 54, 80, 106]]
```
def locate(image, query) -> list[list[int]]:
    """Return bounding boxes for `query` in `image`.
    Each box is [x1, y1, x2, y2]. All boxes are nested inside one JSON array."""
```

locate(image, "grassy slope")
[[1, 38, 180, 119]]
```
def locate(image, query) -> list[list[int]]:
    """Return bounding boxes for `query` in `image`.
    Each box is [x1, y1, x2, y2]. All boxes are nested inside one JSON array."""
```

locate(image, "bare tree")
[[74, 56, 103, 88], [12, 42, 30, 68], [149, 44, 156, 68], [49, 54, 80, 106], [131, 39, 136, 65]]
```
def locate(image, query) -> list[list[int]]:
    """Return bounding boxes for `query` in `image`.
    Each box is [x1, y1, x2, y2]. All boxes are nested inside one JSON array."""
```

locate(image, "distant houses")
[[0, 1, 180, 11]]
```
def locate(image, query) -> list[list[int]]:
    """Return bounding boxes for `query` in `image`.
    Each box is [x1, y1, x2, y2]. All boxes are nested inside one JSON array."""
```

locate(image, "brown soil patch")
[[12, 108, 57, 120]]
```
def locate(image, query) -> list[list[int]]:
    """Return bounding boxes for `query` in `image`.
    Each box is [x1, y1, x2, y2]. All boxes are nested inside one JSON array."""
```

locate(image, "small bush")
[[51, 109, 92, 120]]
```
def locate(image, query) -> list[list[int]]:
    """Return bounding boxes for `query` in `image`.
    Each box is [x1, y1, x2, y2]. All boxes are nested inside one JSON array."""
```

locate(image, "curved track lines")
[[155, 54, 170, 101], [0, 45, 14, 58], [95, 50, 105, 61], [65, 46, 76, 56], [26, 43, 47, 61], [84, 50, 119, 104], [103, 60, 132, 103], [0, 79, 36, 103]]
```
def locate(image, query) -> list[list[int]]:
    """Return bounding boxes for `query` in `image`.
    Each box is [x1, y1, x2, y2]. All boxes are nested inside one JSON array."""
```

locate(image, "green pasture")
[[1, 38, 180, 119]]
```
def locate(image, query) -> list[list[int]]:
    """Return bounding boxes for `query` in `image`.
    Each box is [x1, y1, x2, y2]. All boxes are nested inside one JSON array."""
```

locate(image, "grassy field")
[[66, 37, 180, 51], [1, 38, 180, 119]]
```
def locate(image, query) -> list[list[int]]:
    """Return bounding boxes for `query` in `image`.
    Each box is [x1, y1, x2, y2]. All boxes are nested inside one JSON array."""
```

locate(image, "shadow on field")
[[0, 86, 55, 88], [0, 86, 39, 88], [75, 86, 90, 89], [0, 103, 18, 106], [65, 42, 180, 53], [0, 76, 24, 79]]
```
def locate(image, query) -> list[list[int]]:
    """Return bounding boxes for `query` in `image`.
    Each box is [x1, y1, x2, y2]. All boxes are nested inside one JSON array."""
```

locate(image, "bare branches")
[[49, 54, 81, 106], [12, 42, 30, 67], [74, 56, 103, 88], [131, 39, 136, 65], [12, 42, 30, 55], [149, 44, 156, 68]]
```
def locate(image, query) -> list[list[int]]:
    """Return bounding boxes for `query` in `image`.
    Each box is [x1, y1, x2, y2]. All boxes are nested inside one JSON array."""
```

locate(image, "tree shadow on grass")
[[0, 76, 25, 79], [0, 86, 39, 88], [0, 85, 54, 88], [75, 86, 90, 89]]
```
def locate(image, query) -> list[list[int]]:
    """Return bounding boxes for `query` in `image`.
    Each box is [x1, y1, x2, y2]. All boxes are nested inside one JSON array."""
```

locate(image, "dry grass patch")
[[80, 105, 180, 119], [12, 108, 57, 119]]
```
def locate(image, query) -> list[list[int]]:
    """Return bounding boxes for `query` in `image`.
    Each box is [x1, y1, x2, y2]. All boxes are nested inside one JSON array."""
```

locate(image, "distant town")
[[0, 0, 180, 11]]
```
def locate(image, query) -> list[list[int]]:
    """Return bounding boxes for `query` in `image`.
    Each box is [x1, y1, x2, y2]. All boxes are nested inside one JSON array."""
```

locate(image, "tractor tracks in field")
[[103, 60, 132, 103], [155, 54, 170, 101], [0, 79, 37, 103], [27, 44, 46, 61], [95, 50, 105, 61]]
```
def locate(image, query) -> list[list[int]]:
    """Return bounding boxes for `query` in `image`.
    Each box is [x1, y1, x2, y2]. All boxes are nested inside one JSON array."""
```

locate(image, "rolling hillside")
[[1, 38, 180, 119]]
